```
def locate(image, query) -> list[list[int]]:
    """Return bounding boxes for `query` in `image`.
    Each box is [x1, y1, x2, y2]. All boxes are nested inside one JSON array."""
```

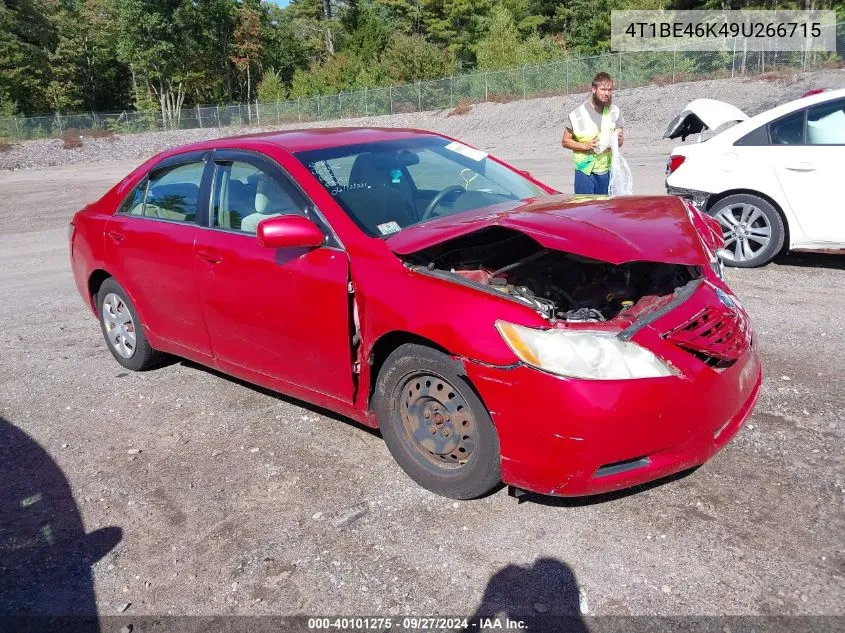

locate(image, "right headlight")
[[495, 321, 675, 380]]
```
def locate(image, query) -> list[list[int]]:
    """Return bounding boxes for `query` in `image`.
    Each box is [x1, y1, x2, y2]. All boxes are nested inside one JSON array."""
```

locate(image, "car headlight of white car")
[[496, 321, 675, 380]]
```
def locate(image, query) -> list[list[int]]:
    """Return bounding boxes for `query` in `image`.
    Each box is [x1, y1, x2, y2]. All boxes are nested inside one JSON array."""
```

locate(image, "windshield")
[[294, 136, 549, 237]]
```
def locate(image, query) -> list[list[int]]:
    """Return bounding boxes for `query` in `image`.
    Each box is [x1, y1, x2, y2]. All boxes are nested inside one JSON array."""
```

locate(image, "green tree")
[[289, 51, 367, 96], [192, 0, 238, 103], [376, 33, 454, 82], [556, 0, 668, 55], [231, 0, 263, 103], [371, 0, 424, 34], [256, 68, 286, 102], [421, 0, 491, 66], [44, 0, 130, 113], [115, 0, 199, 126], [343, 1, 391, 62], [0, 0, 57, 113], [474, 4, 563, 70], [263, 6, 309, 87]]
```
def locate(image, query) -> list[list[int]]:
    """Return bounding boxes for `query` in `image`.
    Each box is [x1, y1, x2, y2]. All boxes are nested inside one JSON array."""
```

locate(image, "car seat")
[[338, 153, 417, 234], [239, 175, 300, 234]]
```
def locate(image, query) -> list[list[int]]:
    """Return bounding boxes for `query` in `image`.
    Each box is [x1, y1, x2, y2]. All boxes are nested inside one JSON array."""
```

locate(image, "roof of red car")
[[177, 127, 442, 154]]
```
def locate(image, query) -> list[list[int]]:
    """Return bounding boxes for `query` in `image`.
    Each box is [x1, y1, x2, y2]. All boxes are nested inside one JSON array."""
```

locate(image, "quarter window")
[[807, 99, 845, 145], [118, 180, 147, 215], [768, 110, 805, 145], [211, 160, 303, 234]]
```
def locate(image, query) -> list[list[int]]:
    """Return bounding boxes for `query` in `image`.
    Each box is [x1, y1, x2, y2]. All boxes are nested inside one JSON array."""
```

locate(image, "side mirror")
[[257, 215, 325, 249]]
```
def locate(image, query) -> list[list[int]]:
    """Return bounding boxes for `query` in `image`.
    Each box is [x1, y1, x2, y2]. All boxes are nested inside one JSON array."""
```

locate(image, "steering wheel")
[[421, 185, 466, 221]]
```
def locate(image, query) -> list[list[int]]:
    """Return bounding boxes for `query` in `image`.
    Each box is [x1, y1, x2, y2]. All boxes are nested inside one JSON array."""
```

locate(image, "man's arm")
[[562, 128, 594, 153], [617, 127, 624, 148]]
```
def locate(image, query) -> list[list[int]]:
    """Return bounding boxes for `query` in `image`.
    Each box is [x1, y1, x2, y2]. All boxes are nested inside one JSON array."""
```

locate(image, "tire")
[[707, 193, 785, 268], [96, 278, 166, 371], [374, 343, 501, 500]]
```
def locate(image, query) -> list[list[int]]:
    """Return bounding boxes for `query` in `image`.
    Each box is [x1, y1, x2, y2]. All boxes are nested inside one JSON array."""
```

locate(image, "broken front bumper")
[[464, 344, 761, 497]]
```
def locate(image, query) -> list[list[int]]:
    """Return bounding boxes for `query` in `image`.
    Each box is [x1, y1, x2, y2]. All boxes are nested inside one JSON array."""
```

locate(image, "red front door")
[[194, 231, 355, 402], [193, 150, 355, 403]]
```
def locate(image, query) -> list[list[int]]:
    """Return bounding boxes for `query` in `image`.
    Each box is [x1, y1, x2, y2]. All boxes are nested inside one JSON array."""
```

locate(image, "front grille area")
[[662, 306, 750, 363]]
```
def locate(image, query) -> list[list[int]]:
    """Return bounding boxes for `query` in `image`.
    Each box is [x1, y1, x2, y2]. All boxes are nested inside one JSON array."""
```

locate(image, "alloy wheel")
[[101, 292, 136, 359], [713, 203, 772, 263]]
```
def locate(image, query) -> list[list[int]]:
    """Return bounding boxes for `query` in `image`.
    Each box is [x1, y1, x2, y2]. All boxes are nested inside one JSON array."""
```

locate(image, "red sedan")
[[69, 128, 761, 499]]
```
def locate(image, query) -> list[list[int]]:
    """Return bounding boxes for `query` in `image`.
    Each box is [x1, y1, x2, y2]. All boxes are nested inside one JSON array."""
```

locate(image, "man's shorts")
[[574, 170, 610, 195]]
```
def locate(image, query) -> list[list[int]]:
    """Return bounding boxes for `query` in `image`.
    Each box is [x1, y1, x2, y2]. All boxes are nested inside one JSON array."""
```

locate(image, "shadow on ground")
[[179, 359, 382, 438], [0, 417, 122, 631], [464, 557, 587, 631], [512, 467, 698, 508], [773, 251, 845, 270]]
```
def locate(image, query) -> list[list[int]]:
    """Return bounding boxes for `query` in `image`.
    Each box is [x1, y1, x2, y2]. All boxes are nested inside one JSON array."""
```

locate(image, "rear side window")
[[768, 110, 805, 145], [118, 162, 205, 222], [807, 99, 845, 145], [735, 125, 769, 146]]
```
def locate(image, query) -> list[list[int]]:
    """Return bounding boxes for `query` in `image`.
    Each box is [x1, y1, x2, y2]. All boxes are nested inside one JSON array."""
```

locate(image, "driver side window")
[[211, 160, 304, 234]]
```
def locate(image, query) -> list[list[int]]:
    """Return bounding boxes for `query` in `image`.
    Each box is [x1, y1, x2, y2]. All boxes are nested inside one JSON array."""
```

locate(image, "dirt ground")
[[0, 90, 843, 625]]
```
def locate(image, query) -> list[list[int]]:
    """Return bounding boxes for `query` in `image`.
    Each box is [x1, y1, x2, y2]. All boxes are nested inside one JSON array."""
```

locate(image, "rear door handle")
[[785, 162, 816, 172], [106, 230, 125, 242], [196, 249, 223, 264]]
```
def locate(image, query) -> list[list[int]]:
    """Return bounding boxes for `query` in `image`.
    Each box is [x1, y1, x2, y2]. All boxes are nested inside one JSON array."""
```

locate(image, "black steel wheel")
[[374, 343, 501, 499]]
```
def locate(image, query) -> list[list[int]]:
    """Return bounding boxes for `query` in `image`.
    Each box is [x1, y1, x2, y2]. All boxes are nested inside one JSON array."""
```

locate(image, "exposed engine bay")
[[403, 227, 701, 323]]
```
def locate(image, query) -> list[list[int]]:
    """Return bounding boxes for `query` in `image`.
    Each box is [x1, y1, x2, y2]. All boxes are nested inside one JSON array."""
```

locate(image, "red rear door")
[[103, 152, 213, 357], [194, 150, 355, 402]]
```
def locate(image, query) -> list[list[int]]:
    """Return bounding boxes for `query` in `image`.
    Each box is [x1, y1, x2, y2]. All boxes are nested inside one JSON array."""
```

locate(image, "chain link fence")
[[2, 23, 842, 142]]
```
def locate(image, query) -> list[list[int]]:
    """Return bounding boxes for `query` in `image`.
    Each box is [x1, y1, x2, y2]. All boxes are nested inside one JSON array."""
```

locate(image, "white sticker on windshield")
[[376, 221, 402, 235], [444, 141, 488, 162]]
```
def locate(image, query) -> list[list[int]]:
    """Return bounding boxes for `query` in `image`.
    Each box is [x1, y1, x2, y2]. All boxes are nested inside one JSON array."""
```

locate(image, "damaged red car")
[[70, 128, 762, 499]]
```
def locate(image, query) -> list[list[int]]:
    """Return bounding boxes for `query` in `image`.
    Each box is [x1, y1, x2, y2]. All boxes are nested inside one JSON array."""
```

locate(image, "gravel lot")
[[0, 72, 843, 625]]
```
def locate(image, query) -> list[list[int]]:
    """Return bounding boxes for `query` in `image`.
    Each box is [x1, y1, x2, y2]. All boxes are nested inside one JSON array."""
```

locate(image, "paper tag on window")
[[377, 221, 402, 235], [444, 141, 488, 162]]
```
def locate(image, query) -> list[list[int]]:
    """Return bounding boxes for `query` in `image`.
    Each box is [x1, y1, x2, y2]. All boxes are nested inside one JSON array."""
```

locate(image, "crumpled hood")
[[386, 194, 712, 265]]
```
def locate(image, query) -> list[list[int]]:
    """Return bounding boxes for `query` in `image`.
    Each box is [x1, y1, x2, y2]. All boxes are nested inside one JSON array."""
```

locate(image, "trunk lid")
[[663, 98, 748, 140]]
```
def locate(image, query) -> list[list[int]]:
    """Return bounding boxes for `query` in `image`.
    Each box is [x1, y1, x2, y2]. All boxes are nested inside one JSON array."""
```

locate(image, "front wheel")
[[374, 344, 501, 499], [708, 194, 785, 268]]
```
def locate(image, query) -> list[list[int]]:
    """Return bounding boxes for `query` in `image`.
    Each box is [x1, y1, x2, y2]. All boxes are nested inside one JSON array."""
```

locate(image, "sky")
[[270, 0, 291, 7]]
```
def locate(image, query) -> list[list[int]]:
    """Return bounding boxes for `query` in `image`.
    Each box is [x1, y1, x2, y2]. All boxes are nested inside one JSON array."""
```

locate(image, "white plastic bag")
[[607, 131, 632, 196]]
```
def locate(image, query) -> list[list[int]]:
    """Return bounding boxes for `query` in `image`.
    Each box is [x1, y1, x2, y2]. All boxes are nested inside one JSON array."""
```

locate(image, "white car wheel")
[[708, 194, 785, 268]]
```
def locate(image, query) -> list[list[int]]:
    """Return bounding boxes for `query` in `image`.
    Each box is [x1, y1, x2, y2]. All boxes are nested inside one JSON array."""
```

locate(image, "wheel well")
[[88, 269, 112, 306], [706, 189, 790, 253], [367, 331, 450, 407]]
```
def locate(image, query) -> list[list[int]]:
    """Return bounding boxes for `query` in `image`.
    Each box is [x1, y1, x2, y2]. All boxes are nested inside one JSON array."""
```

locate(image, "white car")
[[665, 88, 845, 267]]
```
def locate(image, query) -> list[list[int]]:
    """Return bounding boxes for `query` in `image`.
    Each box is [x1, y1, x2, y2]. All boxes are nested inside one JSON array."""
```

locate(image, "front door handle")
[[785, 162, 816, 172], [196, 249, 223, 264], [106, 230, 125, 242]]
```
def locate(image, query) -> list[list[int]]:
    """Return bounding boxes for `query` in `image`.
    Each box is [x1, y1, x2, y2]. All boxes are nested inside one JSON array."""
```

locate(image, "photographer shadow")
[[464, 557, 588, 632], [0, 417, 122, 632]]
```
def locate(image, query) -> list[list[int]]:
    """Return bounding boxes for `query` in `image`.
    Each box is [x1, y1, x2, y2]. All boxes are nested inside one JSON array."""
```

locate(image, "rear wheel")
[[96, 278, 166, 371], [374, 344, 501, 499], [708, 193, 785, 268]]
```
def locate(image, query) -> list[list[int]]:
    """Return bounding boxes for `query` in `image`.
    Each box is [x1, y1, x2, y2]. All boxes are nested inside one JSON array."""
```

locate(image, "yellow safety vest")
[[570, 103, 618, 175]]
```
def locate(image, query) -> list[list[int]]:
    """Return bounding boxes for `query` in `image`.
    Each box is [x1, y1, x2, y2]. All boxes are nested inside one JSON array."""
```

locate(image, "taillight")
[[666, 155, 686, 175]]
